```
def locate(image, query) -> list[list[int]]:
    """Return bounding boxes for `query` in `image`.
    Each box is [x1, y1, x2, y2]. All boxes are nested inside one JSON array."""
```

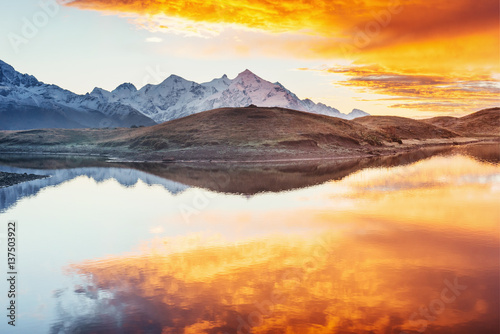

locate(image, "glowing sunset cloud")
[[301, 64, 500, 112], [64, 0, 499, 114], [64, 0, 498, 41]]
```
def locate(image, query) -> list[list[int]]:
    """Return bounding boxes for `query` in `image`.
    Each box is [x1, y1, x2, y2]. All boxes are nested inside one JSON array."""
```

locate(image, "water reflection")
[[454, 142, 500, 164], [0, 144, 498, 333], [54, 232, 498, 333], [144, 143, 499, 194], [46, 150, 499, 334], [0, 166, 189, 212], [1, 143, 498, 211]]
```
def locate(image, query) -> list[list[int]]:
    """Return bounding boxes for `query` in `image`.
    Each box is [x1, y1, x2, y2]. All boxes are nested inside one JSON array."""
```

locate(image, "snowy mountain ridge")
[[0, 60, 369, 130], [0, 60, 156, 129], [90, 69, 369, 122]]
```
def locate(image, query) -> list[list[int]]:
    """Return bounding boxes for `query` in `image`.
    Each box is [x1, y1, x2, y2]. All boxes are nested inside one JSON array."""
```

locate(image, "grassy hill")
[[353, 115, 460, 141], [103, 106, 386, 157], [0, 106, 498, 161], [423, 107, 500, 137]]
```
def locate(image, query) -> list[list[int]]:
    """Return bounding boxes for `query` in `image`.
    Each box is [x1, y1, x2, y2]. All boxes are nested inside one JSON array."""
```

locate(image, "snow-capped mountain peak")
[[160, 74, 190, 86], [92, 69, 369, 122], [233, 69, 265, 86], [111, 83, 137, 100], [90, 87, 110, 97], [202, 75, 231, 93], [113, 82, 137, 93], [155, 75, 198, 95], [0, 60, 156, 129], [346, 108, 370, 120], [0, 60, 40, 88], [0, 59, 369, 130]]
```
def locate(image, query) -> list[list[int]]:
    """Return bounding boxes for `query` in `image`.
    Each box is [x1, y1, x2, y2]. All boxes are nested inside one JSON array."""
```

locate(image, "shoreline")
[[0, 137, 497, 164], [0, 140, 498, 191]]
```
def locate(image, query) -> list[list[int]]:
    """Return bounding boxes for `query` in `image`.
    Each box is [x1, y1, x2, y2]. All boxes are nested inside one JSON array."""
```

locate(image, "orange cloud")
[[65, 0, 498, 39], [65, 0, 499, 114], [303, 64, 500, 113], [65, 0, 499, 51]]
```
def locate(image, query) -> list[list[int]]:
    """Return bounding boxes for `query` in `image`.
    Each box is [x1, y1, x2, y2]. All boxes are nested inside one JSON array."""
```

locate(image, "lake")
[[0, 143, 499, 333]]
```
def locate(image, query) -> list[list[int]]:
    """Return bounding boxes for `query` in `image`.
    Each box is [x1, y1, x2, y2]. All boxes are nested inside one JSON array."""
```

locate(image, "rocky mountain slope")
[[0, 60, 369, 130], [0, 60, 156, 130], [90, 69, 369, 123]]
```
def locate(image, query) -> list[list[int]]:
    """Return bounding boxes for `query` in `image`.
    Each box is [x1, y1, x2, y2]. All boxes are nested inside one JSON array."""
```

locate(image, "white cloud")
[[145, 36, 163, 43]]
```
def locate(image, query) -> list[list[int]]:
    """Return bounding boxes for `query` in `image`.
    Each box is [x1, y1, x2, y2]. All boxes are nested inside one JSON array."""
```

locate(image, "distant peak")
[[167, 74, 182, 80], [222, 74, 228, 79], [0, 59, 40, 87], [349, 108, 368, 115], [239, 69, 255, 76], [159, 74, 189, 86], [91, 87, 109, 95], [167, 74, 190, 81], [346, 108, 370, 119], [114, 82, 137, 92], [235, 69, 265, 83]]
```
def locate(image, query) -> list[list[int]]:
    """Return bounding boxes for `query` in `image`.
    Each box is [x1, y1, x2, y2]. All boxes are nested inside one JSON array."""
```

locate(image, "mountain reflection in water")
[[1, 143, 498, 210], [53, 146, 499, 334], [0, 143, 498, 333]]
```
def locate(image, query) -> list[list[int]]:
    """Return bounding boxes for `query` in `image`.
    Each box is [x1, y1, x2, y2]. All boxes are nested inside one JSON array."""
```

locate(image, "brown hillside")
[[1, 106, 496, 162], [423, 107, 500, 137], [104, 107, 386, 157], [353, 115, 459, 140]]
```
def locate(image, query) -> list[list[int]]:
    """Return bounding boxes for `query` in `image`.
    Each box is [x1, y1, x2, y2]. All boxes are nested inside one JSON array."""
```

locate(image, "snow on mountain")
[[0, 59, 369, 130], [90, 69, 368, 123], [203, 74, 232, 93], [345, 108, 370, 120], [112, 83, 137, 98], [0, 60, 156, 130]]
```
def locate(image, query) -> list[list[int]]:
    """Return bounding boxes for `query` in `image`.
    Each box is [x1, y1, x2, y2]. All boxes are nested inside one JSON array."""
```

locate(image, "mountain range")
[[0, 60, 368, 130], [0, 60, 155, 130]]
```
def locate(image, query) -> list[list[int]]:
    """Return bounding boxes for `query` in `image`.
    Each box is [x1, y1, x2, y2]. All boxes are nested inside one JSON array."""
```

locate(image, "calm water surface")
[[0, 144, 499, 333]]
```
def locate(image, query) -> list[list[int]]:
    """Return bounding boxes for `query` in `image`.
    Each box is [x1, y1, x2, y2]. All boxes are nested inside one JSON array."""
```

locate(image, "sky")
[[0, 0, 499, 117]]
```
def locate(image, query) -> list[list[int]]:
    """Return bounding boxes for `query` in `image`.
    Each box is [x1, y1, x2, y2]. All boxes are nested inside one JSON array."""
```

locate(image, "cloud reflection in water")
[[52, 154, 499, 333]]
